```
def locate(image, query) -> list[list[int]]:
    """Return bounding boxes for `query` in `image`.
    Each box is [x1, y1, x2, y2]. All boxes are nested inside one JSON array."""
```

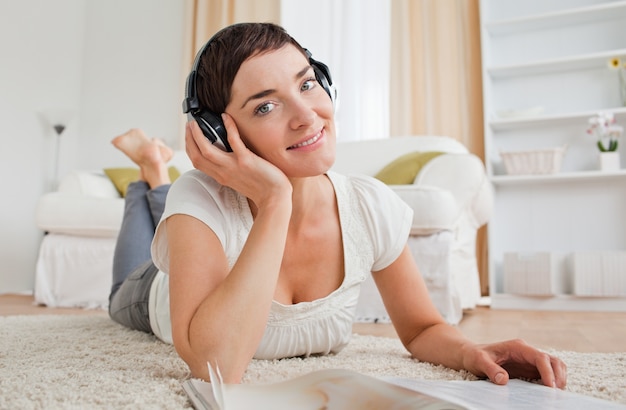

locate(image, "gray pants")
[[108, 181, 169, 334]]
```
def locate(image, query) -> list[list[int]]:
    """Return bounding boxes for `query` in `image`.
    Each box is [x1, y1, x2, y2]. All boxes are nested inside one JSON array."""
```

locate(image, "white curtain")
[[280, 0, 391, 142], [390, 0, 484, 158]]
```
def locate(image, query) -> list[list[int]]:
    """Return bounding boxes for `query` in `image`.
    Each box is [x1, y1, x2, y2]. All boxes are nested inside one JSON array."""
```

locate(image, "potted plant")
[[587, 112, 623, 171]]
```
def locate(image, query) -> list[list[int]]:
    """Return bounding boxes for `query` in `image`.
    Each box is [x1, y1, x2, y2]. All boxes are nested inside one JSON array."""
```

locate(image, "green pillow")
[[104, 167, 180, 197], [374, 151, 445, 185]]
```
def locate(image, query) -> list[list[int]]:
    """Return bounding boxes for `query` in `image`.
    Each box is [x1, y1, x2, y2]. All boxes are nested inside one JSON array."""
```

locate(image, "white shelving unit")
[[480, 0, 626, 311]]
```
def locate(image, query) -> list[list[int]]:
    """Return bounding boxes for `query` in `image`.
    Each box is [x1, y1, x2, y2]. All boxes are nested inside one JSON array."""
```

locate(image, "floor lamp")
[[39, 109, 75, 190]]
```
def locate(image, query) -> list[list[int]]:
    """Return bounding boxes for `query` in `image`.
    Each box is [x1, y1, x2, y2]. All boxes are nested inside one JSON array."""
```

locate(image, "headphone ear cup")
[[311, 60, 337, 106], [193, 109, 232, 152]]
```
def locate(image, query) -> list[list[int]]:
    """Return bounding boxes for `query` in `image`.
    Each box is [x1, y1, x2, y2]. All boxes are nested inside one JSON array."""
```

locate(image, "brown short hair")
[[196, 22, 306, 115]]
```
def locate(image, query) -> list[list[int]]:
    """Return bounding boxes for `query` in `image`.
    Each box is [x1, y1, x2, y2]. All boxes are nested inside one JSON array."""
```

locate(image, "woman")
[[110, 22, 567, 387]]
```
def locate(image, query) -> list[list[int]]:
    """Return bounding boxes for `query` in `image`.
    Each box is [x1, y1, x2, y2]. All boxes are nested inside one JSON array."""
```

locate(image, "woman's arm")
[[167, 119, 293, 383], [374, 246, 567, 388]]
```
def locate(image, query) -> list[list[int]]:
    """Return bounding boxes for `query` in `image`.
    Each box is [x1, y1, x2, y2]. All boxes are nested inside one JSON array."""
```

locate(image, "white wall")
[[0, 0, 185, 293], [76, 1, 186, 171]]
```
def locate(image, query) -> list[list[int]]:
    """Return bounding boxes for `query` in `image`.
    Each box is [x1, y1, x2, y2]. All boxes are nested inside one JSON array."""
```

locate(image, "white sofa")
[[34, 136, 493, 324], [333, 136, 493, 324]]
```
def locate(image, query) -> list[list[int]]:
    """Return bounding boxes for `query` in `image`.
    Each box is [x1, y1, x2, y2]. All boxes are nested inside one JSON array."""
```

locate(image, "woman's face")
[[225, 44, 336, 178]]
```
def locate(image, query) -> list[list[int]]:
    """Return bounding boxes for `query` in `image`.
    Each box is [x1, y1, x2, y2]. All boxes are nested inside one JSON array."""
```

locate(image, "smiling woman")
[[107, 22, 567, 388]]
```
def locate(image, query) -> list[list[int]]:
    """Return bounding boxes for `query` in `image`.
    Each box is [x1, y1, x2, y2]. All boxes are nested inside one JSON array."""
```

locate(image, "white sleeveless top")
[[150, 170, 412, 359]]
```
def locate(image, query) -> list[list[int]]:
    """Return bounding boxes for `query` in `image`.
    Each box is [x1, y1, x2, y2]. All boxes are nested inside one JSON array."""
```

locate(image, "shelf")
[[481, 0, 626, 312], [491, 169, 626, 186], [489, 107, 626, 131], [485, 1, 626, 35], [490, 294, 626, 311], [486, 48, 626, 79]]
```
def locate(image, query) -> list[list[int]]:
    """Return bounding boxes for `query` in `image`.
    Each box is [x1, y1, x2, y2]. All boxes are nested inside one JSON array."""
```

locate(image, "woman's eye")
[[255, 102, 275, 115], [301, 78, 317, 92]]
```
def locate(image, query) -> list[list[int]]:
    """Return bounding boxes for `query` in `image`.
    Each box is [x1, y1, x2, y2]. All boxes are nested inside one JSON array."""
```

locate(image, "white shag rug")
[[1, 315, 624, 409]]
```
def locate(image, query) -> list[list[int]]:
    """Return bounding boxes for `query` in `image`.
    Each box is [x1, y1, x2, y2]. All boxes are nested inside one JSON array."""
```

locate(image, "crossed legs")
[[108, 129, 173, 332]]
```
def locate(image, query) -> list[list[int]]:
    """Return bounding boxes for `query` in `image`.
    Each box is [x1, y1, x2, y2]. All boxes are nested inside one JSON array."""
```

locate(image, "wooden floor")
[[2, 294, 625, 353]]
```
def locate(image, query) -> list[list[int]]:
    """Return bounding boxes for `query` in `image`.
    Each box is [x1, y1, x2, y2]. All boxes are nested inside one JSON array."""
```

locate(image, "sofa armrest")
[[414, 153, 493, 228], [391, 185, 458, 236], [36, 193, 124, 237]]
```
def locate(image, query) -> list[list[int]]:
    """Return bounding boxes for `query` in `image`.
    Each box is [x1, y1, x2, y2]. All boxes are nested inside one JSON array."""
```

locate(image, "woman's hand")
[[185, 114, 292, 209], [461, 339, 567, 389]]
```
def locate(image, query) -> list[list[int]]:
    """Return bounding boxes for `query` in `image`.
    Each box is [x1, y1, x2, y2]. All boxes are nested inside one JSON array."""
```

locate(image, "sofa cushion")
[[104, 167, 181, 197], [58, 171, 120, 198], [374, 151, 444, 185], [332, 136, 469, 176]]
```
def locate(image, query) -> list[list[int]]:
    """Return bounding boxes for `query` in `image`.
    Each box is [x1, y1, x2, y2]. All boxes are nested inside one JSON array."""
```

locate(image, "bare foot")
[[112, 129, 155, 163], [153, 137, 174, 163], [112, 129, 172, 188]]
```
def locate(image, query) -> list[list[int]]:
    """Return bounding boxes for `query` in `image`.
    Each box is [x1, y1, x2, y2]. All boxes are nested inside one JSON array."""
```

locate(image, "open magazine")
[[182, 367, 625, 410], [182, 368, 466, 410]]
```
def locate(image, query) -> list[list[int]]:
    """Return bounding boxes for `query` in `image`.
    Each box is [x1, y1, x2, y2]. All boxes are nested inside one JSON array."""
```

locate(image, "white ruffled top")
[[151, 170, 412, 359]]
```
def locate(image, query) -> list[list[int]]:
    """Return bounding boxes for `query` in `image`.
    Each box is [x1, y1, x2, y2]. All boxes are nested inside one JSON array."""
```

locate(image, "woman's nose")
[[288, 98, 316, 129]]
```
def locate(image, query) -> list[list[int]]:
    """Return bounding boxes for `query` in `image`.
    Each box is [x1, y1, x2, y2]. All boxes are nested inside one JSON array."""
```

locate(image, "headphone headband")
[[182, 31, 217, 116]]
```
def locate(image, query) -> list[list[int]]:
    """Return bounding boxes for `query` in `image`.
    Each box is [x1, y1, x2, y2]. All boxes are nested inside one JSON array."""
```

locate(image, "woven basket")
[[500, 146, 567, 175]]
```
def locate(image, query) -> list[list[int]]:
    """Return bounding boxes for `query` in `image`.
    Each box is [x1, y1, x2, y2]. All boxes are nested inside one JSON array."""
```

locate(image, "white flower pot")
[[599, 151, 621, 172]]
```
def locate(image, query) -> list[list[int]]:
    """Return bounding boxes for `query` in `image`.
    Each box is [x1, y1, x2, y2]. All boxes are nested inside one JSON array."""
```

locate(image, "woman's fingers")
[[550, 354, 567, 389], [534, 352, 557, 388], [188, 120, 216, 155], [468, 340, 567, 389], [184, 122, 200, 160], [221, 113, 247, 153], [484, 362, 510, 386]]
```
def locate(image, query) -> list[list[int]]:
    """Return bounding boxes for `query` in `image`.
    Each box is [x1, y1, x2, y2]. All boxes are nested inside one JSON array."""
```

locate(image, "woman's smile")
[[287, 128, 325, 150]]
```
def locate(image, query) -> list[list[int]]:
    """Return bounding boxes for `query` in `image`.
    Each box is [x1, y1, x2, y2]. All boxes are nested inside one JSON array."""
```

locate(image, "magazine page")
[[182, 368, 468, 410], [386, 378, 625, 410]]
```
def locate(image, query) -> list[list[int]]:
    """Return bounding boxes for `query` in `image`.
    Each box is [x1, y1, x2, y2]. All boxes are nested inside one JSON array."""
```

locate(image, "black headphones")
[[182, 35, 336, 152]]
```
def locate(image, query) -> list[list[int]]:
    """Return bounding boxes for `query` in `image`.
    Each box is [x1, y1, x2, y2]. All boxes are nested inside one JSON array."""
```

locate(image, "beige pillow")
[[374, 151, 444, 185], [104, 167, 180, 197]]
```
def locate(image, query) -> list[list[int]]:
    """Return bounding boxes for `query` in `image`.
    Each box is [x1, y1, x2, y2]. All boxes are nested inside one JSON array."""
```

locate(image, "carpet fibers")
[[1, 315, 624, 409]]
